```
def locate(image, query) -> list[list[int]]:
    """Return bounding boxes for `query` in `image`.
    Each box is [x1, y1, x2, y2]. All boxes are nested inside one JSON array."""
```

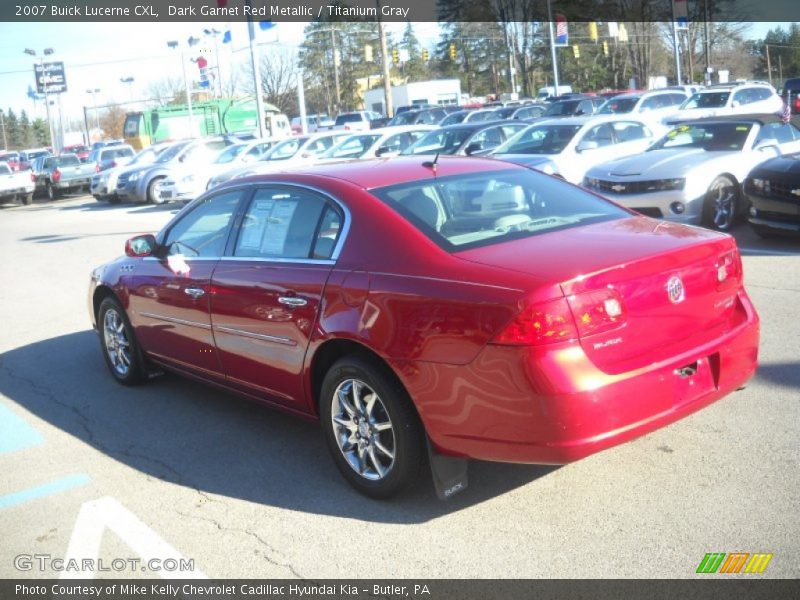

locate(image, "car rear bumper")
[[397, 289, 759, 464], [55, 178, 91, 190]]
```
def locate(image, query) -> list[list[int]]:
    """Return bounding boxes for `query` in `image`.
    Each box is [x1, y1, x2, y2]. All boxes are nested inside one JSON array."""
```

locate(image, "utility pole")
[[330, 29, 341, 113], [703, 0, 711, 84], [245, 0, 266, 138], [1, 110, 7, 150], [376, 2, 393, 118], [546, 0, 560, 91], [765, 44, 772, 87], [297, 69, 307, 134]]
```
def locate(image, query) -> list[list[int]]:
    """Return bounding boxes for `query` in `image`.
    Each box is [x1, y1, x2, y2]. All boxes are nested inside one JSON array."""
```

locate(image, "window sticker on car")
[[736, 126, 749, 131]]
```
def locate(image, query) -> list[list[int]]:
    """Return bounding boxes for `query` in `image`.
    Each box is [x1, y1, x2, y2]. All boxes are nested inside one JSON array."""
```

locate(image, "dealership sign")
[[34, 61, 67, 94]]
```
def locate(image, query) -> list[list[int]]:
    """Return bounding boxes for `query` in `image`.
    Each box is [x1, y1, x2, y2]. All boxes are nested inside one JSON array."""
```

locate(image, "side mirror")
[[125, 234, 157, 258], [465, 141, 485, 155], [576, 140, 599, 153]]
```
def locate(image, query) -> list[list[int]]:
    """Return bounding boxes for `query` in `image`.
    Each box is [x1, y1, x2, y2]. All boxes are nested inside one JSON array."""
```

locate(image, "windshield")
[[335, 113, 364, 125], [265, 138, 306, 160], [371, 169, 627, 251], [492, 124, 582, 155], [402, 129, 473, 155], [155, 142, 191, 163], [0, 164, 11, 175], [469, 110, 498, 123], [544, 101, 579, 116], [324, 135, 381, 159], [215, 144, 248, 164], [651, 122, 753, 152], [598, 97, 638, 114], [389, 112, 418, 126], [681, 91, 730, 109]]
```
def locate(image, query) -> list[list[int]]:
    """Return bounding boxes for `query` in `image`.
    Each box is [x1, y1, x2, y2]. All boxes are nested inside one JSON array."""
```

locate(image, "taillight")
[[716, 248, 742, 289], [52, 169, 61, 183], [566, 288, 627, 338], [492, 297, 578, 345], [95, 163, 100, 173], [30, 172, 36, 182], [794, 97, 800, 112]]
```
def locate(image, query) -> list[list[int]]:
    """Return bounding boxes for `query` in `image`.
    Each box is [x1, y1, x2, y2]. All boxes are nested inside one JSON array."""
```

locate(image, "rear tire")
[[20, 193, 33, 205], [107, 194, 121, 205], [319, 356, 425, 499], [97, 297, 146, 386], [46, 181, 56, 201], [702, 176, 740, 231]]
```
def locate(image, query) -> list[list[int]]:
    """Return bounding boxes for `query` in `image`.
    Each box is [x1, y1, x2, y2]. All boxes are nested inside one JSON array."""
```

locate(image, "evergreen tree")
[[400, 23, 427, 83], [18, 110, 33, 148], [5, 109, 21, 149], [31, 118, 50, 146]]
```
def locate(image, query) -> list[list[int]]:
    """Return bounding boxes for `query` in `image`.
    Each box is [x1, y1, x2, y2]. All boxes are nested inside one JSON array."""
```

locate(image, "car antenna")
[[422, 152, 440, 175]]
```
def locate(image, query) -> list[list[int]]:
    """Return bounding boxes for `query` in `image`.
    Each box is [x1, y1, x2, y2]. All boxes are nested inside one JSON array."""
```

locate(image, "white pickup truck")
[[0, 162, 34, 205]]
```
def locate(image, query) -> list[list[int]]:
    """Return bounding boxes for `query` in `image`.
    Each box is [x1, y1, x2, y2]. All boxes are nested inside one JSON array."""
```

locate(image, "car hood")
[[750, 153, 800, 176], [591, 148, 737, 178]]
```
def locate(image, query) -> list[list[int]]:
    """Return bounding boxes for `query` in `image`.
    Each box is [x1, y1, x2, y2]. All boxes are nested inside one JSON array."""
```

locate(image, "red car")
[[63, 144, 90, 162], [89, 157, 759, 499]]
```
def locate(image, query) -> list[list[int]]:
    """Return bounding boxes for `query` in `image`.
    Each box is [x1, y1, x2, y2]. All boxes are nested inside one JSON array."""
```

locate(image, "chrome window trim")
[[154, 181, 352, 263]]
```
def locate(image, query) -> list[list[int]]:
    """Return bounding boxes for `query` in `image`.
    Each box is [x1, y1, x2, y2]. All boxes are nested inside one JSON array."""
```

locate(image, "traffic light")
[[588, 22, 598, 42], [603, 40, 609, 56], [392, 47, 399, 65], [449, 43, 456, 60], [421, 48, 429, 62], [365, 44, 373, 62], [572, 45, 580, 59]]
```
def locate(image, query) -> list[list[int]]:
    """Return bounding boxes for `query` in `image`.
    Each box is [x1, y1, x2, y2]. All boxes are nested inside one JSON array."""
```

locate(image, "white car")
[[667, 82, 783, 121], [331, 111, 383, 132], [582, 116, 800, 230], [207, 131, 351, 187], [157, 139, 278, 202], [488, 115, 663, 184], [597, 89, 689, 121], [317, 126, 435, 162]]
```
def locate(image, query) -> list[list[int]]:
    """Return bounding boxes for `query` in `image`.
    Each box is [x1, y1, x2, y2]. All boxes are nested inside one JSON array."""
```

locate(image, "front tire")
[[98, 297, 146, 385], [147, 177, 166, 204], [703, 176, 740, 231], [319, 357, 425, 499]]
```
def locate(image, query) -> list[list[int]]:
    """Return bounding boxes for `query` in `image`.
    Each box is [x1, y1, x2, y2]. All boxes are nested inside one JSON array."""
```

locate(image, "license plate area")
[[673, 354, 718, 406]]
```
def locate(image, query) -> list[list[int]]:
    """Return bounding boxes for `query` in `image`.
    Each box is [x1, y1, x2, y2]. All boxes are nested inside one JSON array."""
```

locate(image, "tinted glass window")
[[164, 190, 242, 258], [493, 124, 582, 155], [653, 123, 752, 151], [327, 135, 381, 159], [57, 155, 80, 166], [234, 188, 337, 259], [755, 122, 798, 145], [402, 128, 473, 155], [335, 113, 364, 125], [371, 169, 628, 251], [598, 97, 638, 114], [681, 92, 730, 109], [440, 112, 470, 126], [613, 121, 649, 142], [267, 138, 304, 160]]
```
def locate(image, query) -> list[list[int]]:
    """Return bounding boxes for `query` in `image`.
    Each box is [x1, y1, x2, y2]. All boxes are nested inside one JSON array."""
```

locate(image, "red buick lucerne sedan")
[[89, 157, 759, 499]]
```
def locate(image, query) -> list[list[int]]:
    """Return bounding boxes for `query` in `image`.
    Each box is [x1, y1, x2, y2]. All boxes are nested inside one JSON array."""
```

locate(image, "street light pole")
[[245, 0, 266, 138], [120, 77, 135, 104], [168, 41, 196, 136], [25, 48, 56, 152]]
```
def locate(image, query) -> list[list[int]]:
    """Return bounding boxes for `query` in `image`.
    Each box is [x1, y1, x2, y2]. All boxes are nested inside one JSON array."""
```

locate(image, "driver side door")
[[127, 188, 247, 379]]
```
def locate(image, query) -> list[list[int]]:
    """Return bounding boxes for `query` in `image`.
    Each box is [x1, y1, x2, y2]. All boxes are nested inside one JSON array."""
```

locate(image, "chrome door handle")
[[278, 296, 308, 307], [184, 287, 206, 299]]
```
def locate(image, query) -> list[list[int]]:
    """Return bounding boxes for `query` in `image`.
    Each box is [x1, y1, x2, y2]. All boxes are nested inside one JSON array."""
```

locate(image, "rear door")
[[210, 185, 345, 409]]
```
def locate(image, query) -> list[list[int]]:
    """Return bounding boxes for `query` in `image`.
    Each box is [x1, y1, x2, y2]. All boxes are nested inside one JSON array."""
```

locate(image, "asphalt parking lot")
[[0, 192, 798, 579]]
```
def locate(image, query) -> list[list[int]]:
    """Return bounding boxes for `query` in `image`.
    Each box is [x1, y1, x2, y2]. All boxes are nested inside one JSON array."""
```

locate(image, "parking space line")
[[0, 474, 90, 509], [0, 403, 43, 454]]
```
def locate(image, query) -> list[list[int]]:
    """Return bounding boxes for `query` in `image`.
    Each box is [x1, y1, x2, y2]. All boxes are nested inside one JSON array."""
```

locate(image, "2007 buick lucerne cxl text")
[[88, 156, 759, 499]]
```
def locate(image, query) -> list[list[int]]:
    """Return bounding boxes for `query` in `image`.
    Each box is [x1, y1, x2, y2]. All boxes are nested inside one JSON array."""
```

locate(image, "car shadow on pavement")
[[21, 232, 152, 244], [755, 361, 800, 391], [0, 331, 556, 522]]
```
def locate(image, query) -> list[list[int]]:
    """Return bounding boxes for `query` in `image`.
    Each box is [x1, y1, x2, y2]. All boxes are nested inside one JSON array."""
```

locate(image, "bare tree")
[[145, 76, 185, 105], [99, 105, 127, 139], [240, 49, 298, 115]]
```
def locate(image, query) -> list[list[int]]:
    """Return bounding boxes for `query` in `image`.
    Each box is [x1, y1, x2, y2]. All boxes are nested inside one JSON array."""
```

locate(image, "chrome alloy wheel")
[[103, 308, 131, 377], [331, 379, 395, 481], [709, 179, 737, 230]]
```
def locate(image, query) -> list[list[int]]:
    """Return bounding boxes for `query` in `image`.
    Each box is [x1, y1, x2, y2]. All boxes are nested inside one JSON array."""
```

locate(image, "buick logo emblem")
[[666, 276, 685, 304]]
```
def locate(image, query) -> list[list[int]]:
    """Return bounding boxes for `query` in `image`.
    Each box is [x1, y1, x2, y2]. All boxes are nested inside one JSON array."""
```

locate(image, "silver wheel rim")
[[103, 308, 132, 377], [331, 379, 395, 481], [711, 181, 736, 229]]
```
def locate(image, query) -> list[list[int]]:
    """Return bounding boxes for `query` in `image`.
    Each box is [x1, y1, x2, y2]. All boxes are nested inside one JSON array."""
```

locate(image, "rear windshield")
[[652, 122, 753, 152], [493, 124, 581, 155], [402, 129, 472, 155], [598, 97, 639, 114], [335, 113, 364, 125], [543, 101, 580, 116], [57, 155, 81, 166], [371, 169, 627, 251], [102, 147, 134, 160], [0, 164, 11, 175]]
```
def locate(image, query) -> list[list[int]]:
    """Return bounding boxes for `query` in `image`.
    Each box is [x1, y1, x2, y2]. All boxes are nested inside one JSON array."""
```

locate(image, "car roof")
[[531, 114, 641, 126], [438, 119, 520, 132], [239, 155, 525, 191], [667, 113, 789, 126]]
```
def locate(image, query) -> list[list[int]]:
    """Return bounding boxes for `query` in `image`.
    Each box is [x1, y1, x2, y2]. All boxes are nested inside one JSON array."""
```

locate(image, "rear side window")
[[58, 155, 80, 166], [335, 114, 363, 125], [234, 188, 342, 260], [371, 169, 628, 251]]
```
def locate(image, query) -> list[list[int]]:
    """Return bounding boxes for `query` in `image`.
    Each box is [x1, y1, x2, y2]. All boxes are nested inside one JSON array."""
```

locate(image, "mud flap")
[[427, 438, 468, 500]]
